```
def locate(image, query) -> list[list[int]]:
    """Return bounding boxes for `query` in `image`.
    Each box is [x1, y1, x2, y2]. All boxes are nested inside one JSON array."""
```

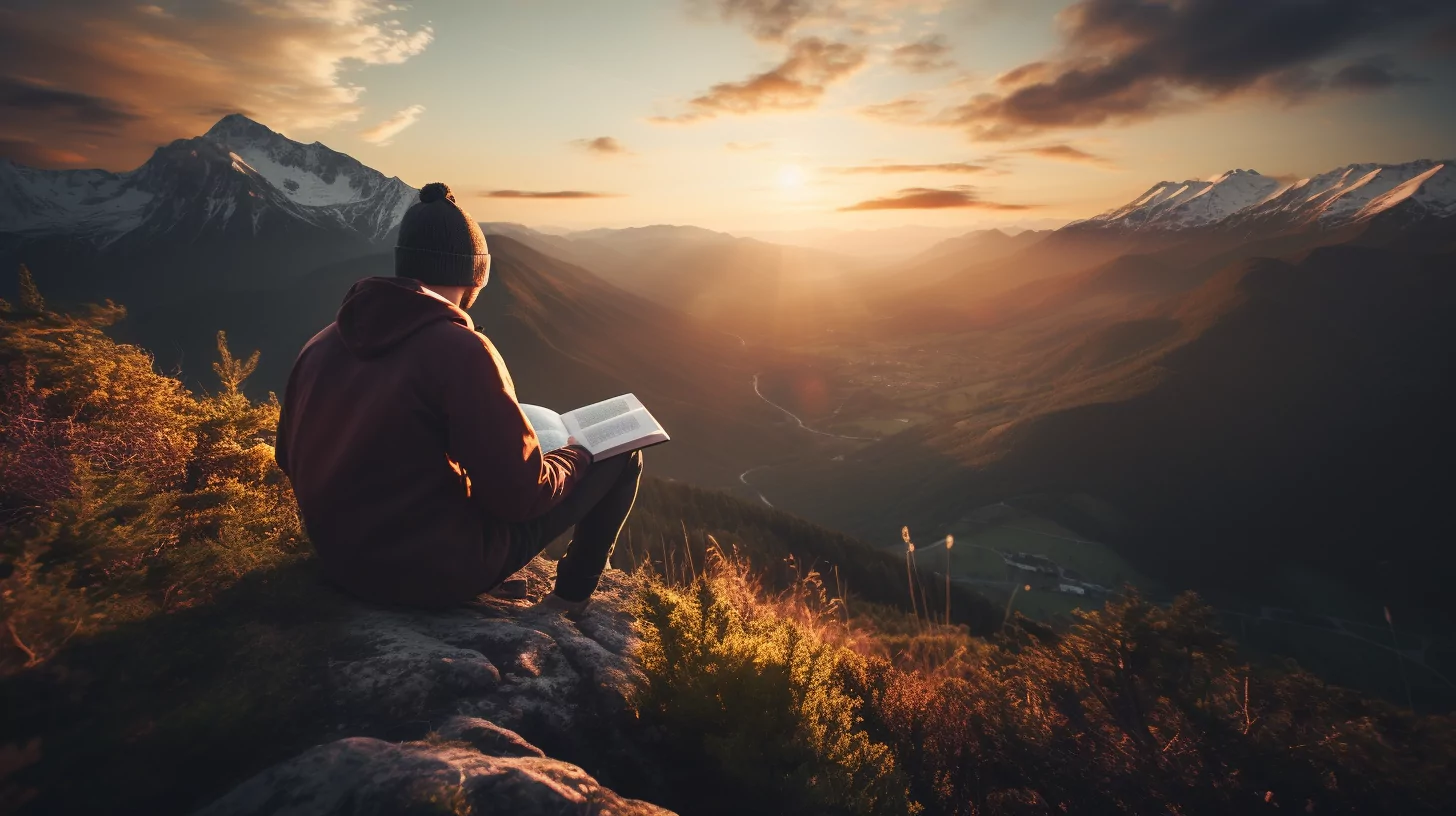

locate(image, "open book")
[[520, 393, 670, 460]]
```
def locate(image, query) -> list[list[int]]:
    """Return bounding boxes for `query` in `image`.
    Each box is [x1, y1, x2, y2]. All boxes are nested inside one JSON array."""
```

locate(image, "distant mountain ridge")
[[1071, 159, 1453, 235], [0, 114, 414, 248]]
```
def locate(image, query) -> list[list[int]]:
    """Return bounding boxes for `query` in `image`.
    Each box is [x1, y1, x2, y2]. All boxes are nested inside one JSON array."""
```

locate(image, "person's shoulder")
[[417, 320, 507, 367]]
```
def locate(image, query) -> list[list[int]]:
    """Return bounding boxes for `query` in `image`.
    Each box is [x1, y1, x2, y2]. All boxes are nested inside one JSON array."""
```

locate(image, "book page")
[[562, 393, 644, 436], [520, 403, 570, 453], [578, 407, 670, 459]]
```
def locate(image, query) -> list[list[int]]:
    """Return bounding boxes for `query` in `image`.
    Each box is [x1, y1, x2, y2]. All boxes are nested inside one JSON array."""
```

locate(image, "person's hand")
[[566, 436, 594, 463]]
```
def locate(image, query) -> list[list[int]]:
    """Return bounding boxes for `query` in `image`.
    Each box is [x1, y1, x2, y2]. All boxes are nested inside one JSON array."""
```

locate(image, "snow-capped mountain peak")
[[1228, 159, 1454, 229], [0, 114, 417, 246], [1073, 159, 1454, 237], [1076, 168, 1284, 232]]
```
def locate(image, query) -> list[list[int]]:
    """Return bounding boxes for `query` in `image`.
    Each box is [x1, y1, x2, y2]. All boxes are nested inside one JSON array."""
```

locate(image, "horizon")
[[3, 1, 1454, 234]]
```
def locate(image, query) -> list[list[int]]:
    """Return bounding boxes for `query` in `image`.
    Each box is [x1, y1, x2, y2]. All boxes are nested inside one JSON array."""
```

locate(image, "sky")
[[2, 0, 1454, 233]]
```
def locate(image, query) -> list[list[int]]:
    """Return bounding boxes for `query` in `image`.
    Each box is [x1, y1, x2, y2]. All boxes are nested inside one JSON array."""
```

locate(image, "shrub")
[[0, 279, 303, 672], [632, 550, 919, 816]]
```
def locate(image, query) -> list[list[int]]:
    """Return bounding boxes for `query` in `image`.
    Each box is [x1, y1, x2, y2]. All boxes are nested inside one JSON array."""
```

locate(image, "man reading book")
[[275, 182, 641, 615]]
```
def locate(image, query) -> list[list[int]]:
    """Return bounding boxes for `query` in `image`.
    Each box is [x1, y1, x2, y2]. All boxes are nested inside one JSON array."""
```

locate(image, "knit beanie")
[[395, 182, 491, 294]]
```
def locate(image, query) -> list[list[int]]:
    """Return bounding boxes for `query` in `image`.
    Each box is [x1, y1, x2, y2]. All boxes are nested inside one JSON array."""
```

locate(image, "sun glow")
[[777, 164, 806, 189]]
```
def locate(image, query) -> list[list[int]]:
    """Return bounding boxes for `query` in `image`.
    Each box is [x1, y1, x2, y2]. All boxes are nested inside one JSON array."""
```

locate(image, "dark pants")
[[493, 450, 643, 602]]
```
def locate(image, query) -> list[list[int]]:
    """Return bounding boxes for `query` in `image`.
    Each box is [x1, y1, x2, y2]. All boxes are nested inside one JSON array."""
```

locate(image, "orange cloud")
[[482, 190, 622, 199], [828, 161, 988, 174], [0, 0, 432, 169], [890, 35, 954, 73], [360, 105, 426, 146], [839, 186, 1038, 211], [651, 37, 866, 124], [858, 95, 929, 123], [1009, 144, 1113, 167], [0, 137, 88, 167], [571, 136, 632, 156]]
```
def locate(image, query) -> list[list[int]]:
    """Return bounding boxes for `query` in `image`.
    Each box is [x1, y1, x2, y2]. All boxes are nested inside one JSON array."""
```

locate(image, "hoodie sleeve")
[[441, 331, 590, 523]]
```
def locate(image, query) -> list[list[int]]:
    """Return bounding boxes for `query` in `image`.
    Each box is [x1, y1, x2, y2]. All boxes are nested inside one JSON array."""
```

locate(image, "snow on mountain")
[[1074, 160, 1454, 238], [1225, 159, 1454, 230], [1073, 169, 1285, 232], [204, 114, 415, 240], [0, 114, 416, 247]]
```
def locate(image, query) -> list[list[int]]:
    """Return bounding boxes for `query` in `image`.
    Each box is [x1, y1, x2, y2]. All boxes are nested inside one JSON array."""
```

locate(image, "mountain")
[[111, 233, 811, 489], [737, 225, 968, 261], [0, 115, 414, 301], [759, 242, 1456, 622], [1068, 160, 1454, 239], [0, 114, 412, 247], [483, 224, 879, 342], [1069, 169, 1286, 233]]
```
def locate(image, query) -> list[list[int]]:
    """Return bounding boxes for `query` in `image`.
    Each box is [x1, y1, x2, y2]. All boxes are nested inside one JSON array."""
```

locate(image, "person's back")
[[277, 183, 640, 611]]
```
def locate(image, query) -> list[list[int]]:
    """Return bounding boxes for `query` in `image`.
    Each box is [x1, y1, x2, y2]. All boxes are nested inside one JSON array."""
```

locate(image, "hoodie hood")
[[336, 276, 474, 359]]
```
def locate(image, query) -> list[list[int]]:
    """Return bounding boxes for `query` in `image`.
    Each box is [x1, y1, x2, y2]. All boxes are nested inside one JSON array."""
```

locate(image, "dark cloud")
[[571, 136, 632, 155], [0, 76, 138, 126], [652, 37, 866, 123], [0, 137, 88, 168], [891, 35, 955, 73], [1009, 144, 1113, 167], [482, 190, 622, 199], [945, 0, 1449, 139], [1329, 55, 1425, 91], [838, 185, 1038, 210], [829, 161, 988, 173], [0, 1, 432, 169]]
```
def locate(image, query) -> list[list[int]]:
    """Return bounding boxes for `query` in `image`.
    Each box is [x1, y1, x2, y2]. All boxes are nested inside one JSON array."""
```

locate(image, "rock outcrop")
[[197, 559, 670, 815]]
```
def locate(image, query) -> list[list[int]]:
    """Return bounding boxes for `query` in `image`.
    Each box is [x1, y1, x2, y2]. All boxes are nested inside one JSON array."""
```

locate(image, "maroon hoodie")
[[275, 276, 590, 606]]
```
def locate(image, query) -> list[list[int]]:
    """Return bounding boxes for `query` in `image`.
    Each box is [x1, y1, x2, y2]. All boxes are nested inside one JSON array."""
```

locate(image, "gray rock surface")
[[196, 736, 672, 816], [196, 559, 670, 815]]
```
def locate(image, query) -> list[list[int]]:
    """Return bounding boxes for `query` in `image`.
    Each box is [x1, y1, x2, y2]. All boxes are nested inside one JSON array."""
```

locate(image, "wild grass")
[[631, 543, 1456, 816]]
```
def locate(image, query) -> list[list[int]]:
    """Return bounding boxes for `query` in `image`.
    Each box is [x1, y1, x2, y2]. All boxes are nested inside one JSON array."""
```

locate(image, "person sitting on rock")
[[274, 182, 642, 616]]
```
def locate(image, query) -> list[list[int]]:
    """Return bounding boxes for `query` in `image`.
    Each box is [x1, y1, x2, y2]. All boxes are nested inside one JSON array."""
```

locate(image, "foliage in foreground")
[[0, 277, 303, 673], [632, 554, 1456, 816]]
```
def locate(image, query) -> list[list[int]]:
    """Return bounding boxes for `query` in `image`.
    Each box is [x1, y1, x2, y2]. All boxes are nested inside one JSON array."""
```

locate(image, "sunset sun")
[[777, 164, 807, 190]]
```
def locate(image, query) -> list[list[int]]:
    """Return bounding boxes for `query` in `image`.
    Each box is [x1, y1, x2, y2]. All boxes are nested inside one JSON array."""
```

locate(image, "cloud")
[[726, 140, 774, 151], [651, 37, 866, 123], [890, 35, 954, 73], [1328, 55, 1425, 91], [571, 136, 632, 156], [0, 0, 432, 168], [1009, 144, 1113, 167], [359, 104, 425, 145], [701, 0, 949, 42], [938, 0, 1450, 140], [828, 161, 988, 174], [482, 190, 622, 199], [0, 76, 140, 127], [858, 95, 930, 123], [838, 185, 1038, 210], [0, 137, 89, 167]]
